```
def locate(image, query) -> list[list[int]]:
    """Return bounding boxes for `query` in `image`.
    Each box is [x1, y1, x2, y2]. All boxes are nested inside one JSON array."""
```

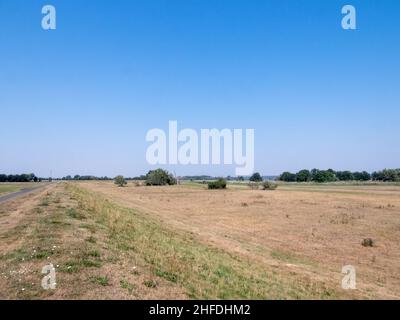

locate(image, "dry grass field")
[[0, 181, 399, 299]]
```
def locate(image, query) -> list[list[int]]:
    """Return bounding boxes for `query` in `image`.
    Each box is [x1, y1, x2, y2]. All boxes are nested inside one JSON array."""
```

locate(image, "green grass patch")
[[120, 279, 136, 293], [66, 208, 85, 220], [90, 276, 109, 286]]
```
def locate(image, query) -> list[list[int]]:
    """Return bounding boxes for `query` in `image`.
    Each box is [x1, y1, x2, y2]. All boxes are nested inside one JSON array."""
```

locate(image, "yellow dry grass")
[[76, 181, 400, 299]]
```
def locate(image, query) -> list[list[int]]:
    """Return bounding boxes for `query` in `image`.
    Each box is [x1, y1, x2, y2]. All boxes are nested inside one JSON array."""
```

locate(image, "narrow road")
[[0, 184, 50, 204]]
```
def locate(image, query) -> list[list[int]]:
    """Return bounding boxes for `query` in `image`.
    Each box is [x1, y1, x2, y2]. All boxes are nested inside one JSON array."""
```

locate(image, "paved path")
[[0, 184, 50, 204]]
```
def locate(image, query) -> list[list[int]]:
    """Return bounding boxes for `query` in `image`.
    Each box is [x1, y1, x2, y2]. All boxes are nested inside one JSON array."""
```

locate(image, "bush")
[[362, 238, 374, 247], [262, 181, 278, 190], [208, 179, 227, 189], [114, 175, 127, 187], [145, 169, 177, 186]]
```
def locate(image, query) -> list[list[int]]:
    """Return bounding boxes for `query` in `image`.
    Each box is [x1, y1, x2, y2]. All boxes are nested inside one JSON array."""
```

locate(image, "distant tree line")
[[0, 173, 40, 182], [278, 169, 400, 183], [61, 175, 113, 181], [371, 169, 400, 182]]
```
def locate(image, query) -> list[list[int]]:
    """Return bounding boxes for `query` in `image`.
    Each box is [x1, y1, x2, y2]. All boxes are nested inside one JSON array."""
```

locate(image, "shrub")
[[362, 238, 374, 247], [207, 179, 227, 189], [114, 175, 127, 187], [145, 169, 177, 186], [262, 181, 278, 190]]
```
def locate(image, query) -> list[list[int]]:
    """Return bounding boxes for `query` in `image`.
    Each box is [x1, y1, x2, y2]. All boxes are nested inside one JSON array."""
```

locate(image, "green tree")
[[279, 172, 296, 182], [114, 175, 127, 187], [311, 170, 336, 183], [296, 170, 311, 182], [336, 171, 353, 181], [145, 169, 177, 186], [249, 172, 263, 182], [353, 171, 371, 181]]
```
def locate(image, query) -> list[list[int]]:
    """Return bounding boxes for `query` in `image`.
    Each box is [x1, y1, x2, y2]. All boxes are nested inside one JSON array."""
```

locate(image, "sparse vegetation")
[[114, 175, 127, 187], [262, 181, 278, 190], [1, 180, 399, 300], [91, 276, 109, 286], [362, 238, 374, 247], [247, 182, 260, 190], [207, 178, 227, 189]]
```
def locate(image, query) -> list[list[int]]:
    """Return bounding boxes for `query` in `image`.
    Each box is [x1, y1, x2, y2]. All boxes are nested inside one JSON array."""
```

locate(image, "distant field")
[[0, 181, 399, 299], [0, 183, 36, 195]]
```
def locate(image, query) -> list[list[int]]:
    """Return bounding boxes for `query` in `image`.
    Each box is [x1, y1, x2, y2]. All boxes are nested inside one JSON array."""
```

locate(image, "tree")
[[237, 176, 245, 181], [279, 172, 296, 182], [145, 169, 177, 186], [353, 171, 371, 181], [114, 175, 127, 187], [373, 169, 400, 182], [296, 170, 311, 182], [249, 172, 263, 182], [311, 170, 336, 183], [336, 171, 353, 181]]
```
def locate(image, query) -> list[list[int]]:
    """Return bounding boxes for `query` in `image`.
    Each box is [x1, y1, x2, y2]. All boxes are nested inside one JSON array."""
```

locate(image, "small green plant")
[[362, 238, 374, 247], [66, 208, 84, 220], [91, 276, 109, 286], [143, 279, 157, 288], [207, 179, 227, 190], [88, 250, 101, 258], [120, 279, 135, 293], [114, 175, 127, 187], [155, 269, 178, 283]]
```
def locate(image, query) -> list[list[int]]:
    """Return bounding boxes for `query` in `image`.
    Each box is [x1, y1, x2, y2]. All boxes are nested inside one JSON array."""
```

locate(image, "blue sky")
[[0, 0, 399, 177]]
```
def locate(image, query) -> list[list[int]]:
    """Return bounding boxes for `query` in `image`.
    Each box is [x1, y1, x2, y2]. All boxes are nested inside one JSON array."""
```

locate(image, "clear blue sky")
[[1, 0, 399, 177]]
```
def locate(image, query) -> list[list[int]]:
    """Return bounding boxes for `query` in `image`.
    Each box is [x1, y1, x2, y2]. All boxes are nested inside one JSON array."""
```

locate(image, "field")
[[0, 181, 399, 299], [0, 183, 36, 195]]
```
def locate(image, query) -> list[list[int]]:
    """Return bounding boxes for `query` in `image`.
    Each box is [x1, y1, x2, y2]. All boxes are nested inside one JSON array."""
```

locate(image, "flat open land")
[[0, 183, 37, 195], [0, 181, 399, 299]]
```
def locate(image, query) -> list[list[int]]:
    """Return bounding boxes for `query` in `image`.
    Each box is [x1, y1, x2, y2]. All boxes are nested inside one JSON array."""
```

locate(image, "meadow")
[[0, 183, 36, 195], [0, 181, 399, 299]]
